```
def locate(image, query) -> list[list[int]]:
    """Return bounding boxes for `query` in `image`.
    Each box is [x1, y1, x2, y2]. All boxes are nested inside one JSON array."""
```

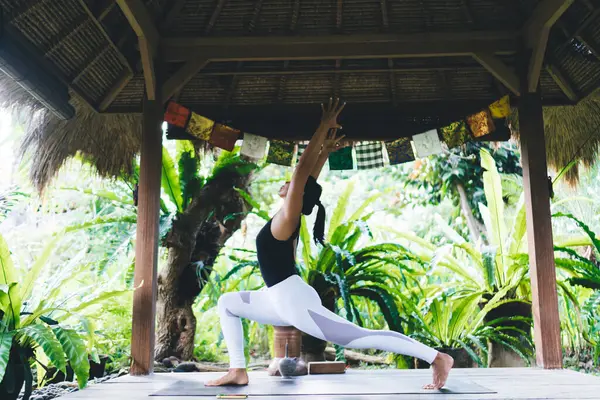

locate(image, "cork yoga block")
[[308, 361, 346, 375]]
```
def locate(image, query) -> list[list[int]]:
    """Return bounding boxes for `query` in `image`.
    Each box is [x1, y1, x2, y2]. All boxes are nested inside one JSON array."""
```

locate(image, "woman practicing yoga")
[[206, 99, 454, 389]]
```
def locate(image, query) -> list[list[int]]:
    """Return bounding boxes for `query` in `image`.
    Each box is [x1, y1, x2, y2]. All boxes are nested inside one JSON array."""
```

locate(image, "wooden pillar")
[[130, 95, 163, 375], [518, 89, 563, 369]]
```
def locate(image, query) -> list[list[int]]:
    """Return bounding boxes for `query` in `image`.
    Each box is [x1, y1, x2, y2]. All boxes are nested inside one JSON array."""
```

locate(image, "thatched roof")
[[1, 0, 600, 189]]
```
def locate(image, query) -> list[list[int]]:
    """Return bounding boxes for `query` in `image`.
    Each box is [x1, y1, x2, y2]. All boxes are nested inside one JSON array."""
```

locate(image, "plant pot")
[[89, 356, 110, 379], [268, 326, 307, 376], [484, 300, 533, 368], [0, 348, 28, 400], [414, 348, 477, 369]]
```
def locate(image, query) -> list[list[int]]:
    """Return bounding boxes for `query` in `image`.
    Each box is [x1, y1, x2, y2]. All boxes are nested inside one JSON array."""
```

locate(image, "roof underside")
[[2, 0, 600, 139]]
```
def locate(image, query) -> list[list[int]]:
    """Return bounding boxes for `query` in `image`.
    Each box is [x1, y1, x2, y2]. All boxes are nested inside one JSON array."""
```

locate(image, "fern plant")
[[0, 233, 131, 399]]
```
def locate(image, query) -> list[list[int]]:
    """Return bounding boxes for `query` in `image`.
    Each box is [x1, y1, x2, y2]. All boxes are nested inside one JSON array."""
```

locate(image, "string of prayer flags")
[[489, 95, 511, 119], [386, 137, 415, 165], [187, 112, 215, 141], [439, 120, 472, 149], [412, 129, 443, 158], [467, 109, 496, 138], [164, 101, 190, 128], [209, 123, 240, 151], [297, 142, 308, 161], [267, 140, 296, 166], [328, 146, 354, 170], [241, 133, 268, 159], [355, 141, 385, 170]]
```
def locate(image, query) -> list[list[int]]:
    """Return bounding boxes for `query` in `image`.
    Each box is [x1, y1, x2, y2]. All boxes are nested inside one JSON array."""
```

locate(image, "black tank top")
[[256, 218, 301, 287]]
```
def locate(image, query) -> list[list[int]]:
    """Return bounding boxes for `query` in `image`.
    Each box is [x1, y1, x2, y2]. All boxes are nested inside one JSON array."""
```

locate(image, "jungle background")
[[1, 107, 599, 392]]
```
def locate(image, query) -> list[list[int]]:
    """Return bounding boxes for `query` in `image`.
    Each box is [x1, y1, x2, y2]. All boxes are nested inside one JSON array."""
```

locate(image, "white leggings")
[[217, 275, 438, 368]]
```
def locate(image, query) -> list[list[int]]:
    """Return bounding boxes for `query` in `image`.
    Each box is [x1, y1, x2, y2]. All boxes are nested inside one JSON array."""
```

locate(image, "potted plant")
[[0, 233, 130, 399]]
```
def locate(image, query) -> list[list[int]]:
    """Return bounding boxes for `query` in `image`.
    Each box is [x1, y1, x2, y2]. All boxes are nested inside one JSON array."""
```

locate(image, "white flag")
[[412, 129, 443, 158], [241, 133, 268, 159]]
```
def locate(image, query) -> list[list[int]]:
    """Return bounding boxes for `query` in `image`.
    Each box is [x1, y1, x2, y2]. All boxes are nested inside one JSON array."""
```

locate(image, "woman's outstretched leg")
[[206, 290, 289, 386], [269, 276, 454, 389]]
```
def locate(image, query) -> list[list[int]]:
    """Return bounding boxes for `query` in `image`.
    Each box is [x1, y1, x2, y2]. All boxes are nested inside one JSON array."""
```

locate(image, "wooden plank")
[[546, 63, 579, 102], [116, 0, 160, 53], [518, 86, 563, 369], [99, 69, 134, 111], [524, 0, 574, 92], [308, 361, 346, 374], [162, 57, 209, 101], [130, 94, 163, 376], [472, 52, 520, 95], [139, 36, 157, 100], [162, 31, 518, 62]]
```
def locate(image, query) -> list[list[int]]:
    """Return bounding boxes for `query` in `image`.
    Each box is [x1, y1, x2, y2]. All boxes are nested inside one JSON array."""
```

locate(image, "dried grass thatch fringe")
[[0, 72, 142, 193], [510, 90, 600, 186]]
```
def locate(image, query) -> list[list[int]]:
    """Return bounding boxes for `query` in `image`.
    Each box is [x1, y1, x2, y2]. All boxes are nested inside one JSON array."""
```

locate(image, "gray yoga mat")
[[151, 375, 495, 396]]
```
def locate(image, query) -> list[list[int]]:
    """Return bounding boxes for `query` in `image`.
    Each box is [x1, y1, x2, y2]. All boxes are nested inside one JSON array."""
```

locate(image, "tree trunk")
[[455, 182, 486, 244], [155, 167, 252, 362]]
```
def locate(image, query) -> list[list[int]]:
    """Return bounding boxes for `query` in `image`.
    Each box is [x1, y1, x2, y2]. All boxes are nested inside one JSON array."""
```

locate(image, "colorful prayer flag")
[[209, 123, 240, 151], [164, 101, 190, 128], [386, 137, 415, 165], [489, 95, 511, 119], [241, 133, 267, 159], [467, 109, 496, 138], [439, 120, 473, 149], [412, 129, 443, 158], [328, 146, 354, 170], [267, 140, 296, 166], [355, 141, 385, 170], [186, 112, 214, 141]]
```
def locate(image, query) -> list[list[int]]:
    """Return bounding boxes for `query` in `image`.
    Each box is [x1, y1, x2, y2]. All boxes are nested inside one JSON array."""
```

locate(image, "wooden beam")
[[546, 63, 579, 102], [524, 0, 574, 92], [115, 0, 160, 99], [162, 57, 210, 102], [160, 0, 187, 31], [206, 0, 227, 34], [97, 0, 117, 21], [116, 0, 160, 52], [290, 0, 301, 31], [518, 89, 563, 369], [472, 52, 521, 95], [99, 69, 134, 111], [72, 45, 113, 83], [162, 31, 519, 62], [131, 94, 163, 376], [336, 0, 343, 31], [380, 0, 390, 31], [248, 0, 264, 32], [44, 14, 91, 57]]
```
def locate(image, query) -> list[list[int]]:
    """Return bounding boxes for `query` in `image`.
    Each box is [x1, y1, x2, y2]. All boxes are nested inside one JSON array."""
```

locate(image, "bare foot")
[[205, 369, 249, 387], [423, 352, 454, 390]]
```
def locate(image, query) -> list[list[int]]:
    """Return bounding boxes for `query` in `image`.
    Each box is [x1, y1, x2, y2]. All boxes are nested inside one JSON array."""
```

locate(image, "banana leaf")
[[161, 146, 184, 213]]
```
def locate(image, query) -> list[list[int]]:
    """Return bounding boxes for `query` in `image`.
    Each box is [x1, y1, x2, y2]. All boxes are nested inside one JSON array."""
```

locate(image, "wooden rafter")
[[206, 0, 227, 34], [163, 31, 518, 62], [72, 45, 113, 83], [461, 0, 474, 24], [116, 0, 160, 99], [380, 0, 390, 31], [472, 52, 521, 95], [277, 61, 290, 101], [43, 14, 90, 57], [160, 0, 187, 32], [198, 65, 486, 76], [546, 63, 579, 102], [336, 0, 343, 31], [99, 69, 134, 111], [388, 59, 397, 106], [524, 0, 574, 92], [97, 0, 117, 21], [290, 0, 301, 31], [9, 0, 50, 22], [248, 0, 264, 33], [162, 57, 210, 101]]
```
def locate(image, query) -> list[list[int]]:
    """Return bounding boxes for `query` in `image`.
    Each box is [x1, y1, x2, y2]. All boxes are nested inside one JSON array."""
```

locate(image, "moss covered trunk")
[[155, 169, 251, 362]]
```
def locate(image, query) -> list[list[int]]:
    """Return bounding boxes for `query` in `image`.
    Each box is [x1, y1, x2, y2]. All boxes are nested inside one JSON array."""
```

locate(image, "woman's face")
[[279, 182, 291, 198]]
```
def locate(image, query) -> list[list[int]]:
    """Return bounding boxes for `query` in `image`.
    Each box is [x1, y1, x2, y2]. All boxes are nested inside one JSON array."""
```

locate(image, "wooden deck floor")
[[60, 368, 600, 399]]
